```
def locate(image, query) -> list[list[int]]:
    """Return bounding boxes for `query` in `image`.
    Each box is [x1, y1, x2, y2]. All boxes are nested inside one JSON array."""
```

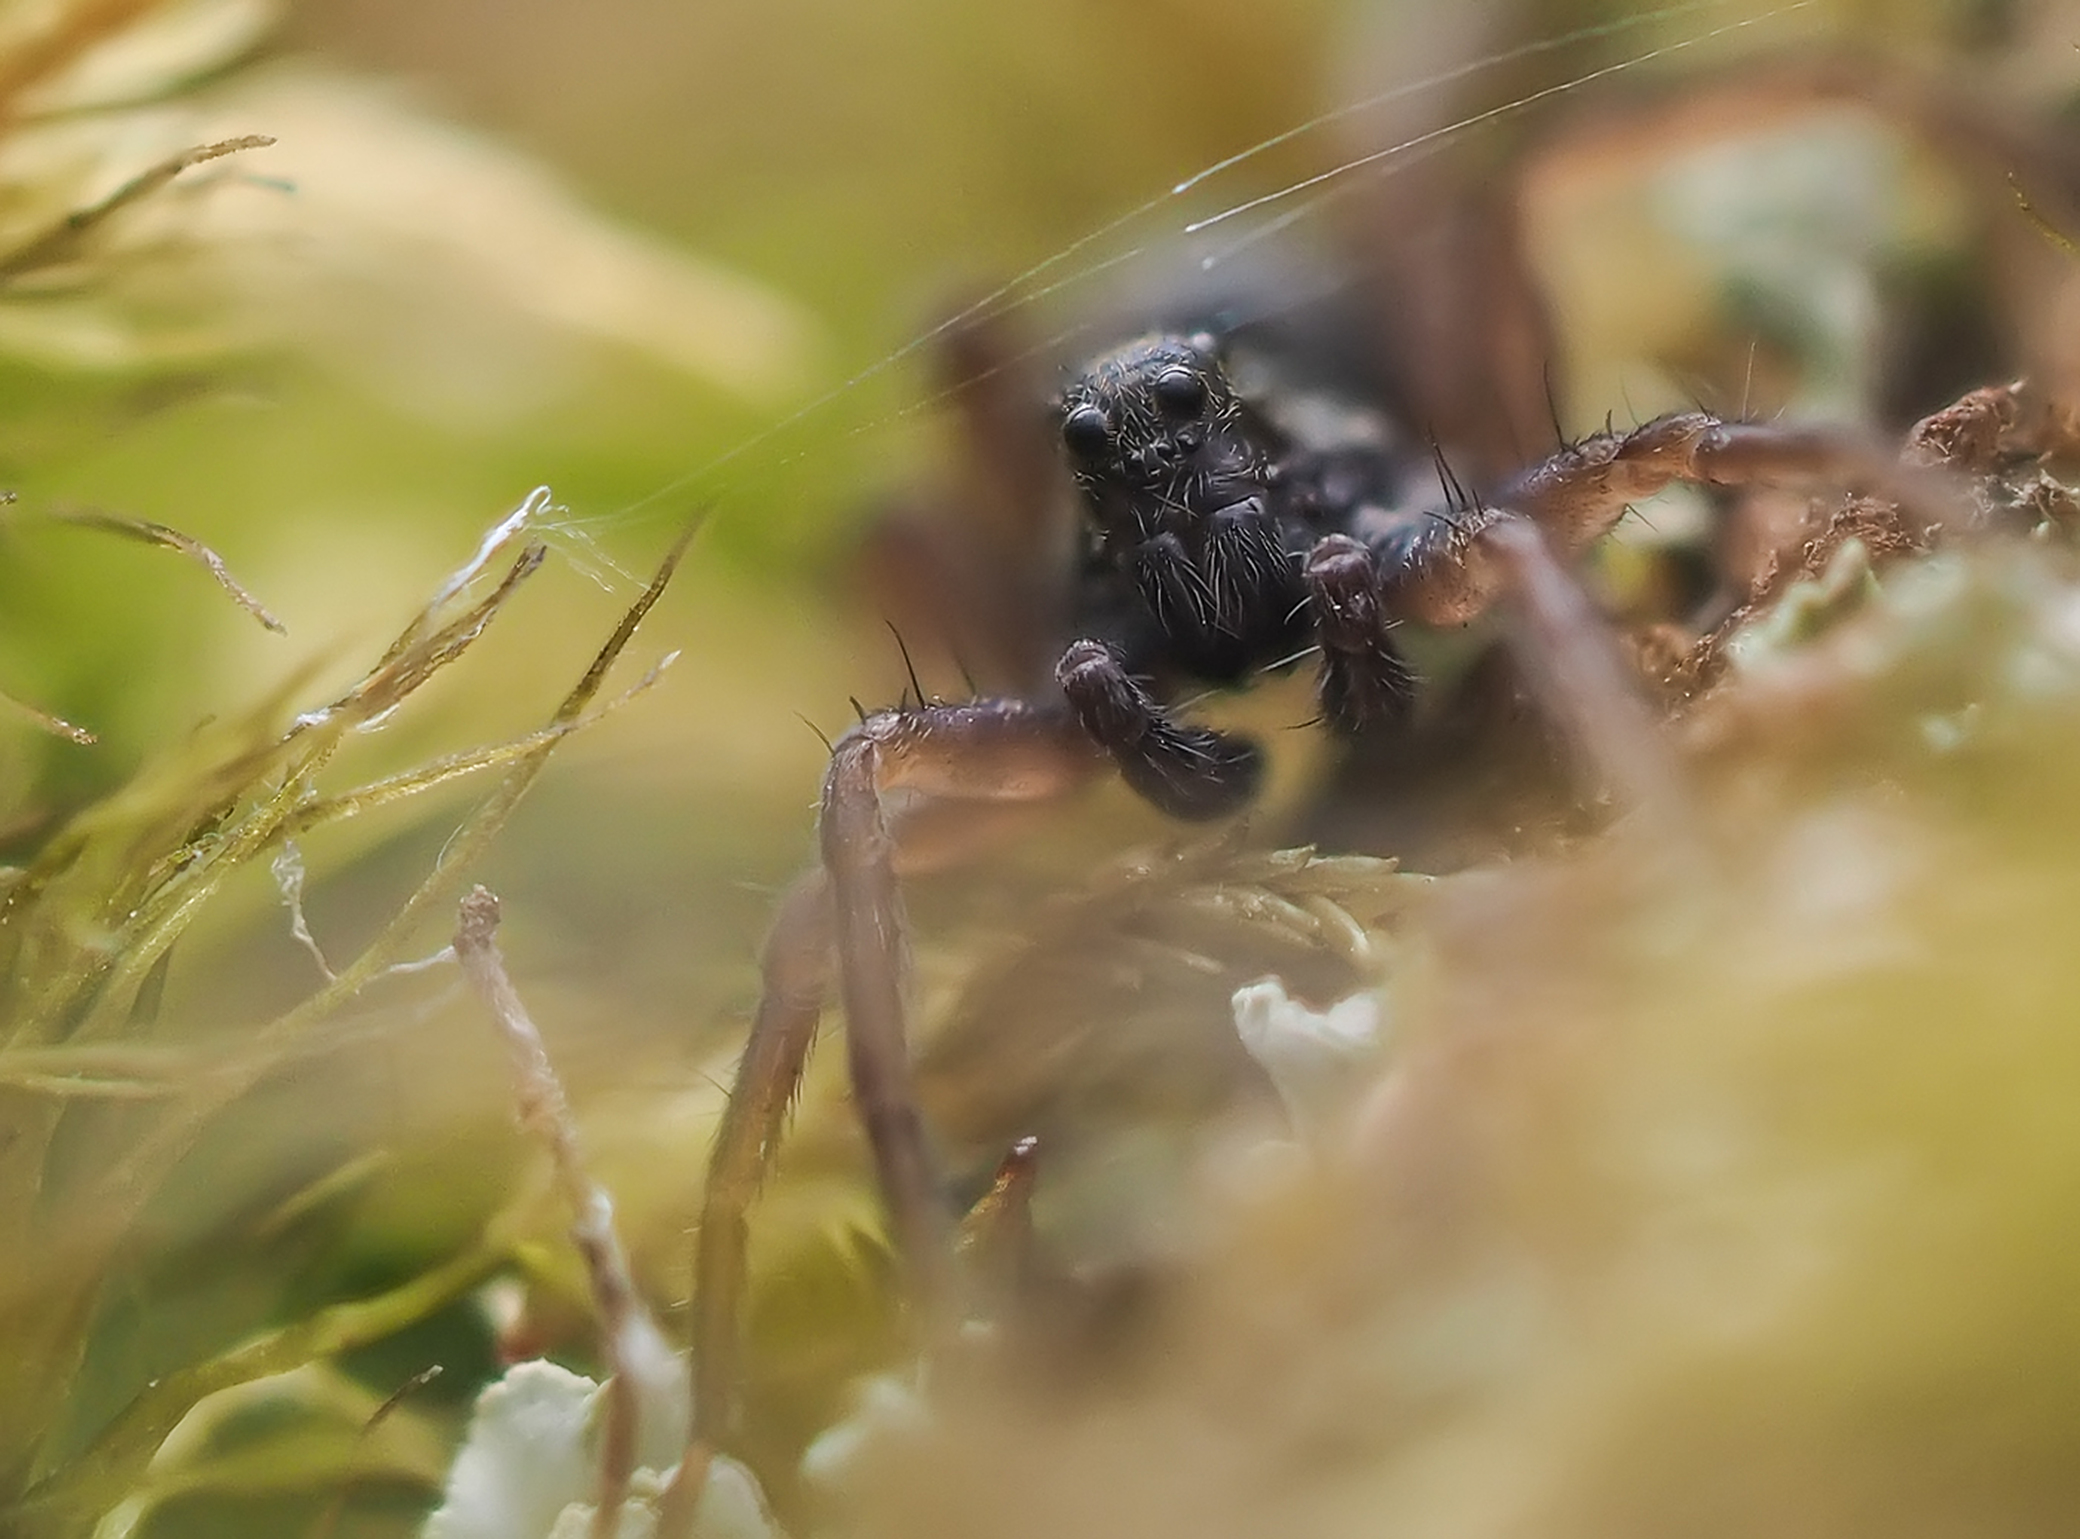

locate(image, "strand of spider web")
[[1169, 0, 1757, 197], [586, 36, 1673, 507], [1186, 0, 1820, 235], [571, 0, 1777, 536]]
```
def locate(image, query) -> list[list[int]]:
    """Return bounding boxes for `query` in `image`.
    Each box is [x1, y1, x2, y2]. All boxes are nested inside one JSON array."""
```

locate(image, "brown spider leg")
[[1389, 410, 1959, 629], [1361, 410, 1946, 827], [1311, 511, 1679, 825], [688, 699, 1098, 1450], [824, 698, 1103, 1312], [691, 871, 831, 1447], [1304, 533, 1418, 736], [1055, 639, 1262, 820], [1480, 515, 1691, 828], [1375, 408, 1955, 828]]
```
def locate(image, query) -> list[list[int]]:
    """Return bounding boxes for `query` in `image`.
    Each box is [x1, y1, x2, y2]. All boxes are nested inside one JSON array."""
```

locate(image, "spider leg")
[[690, 697, 1098, 1448], [1055, 639, 1262, 820], [1388, 411, 1954, 628], [1309, 515, 1678, 832], [1479, 515, 1690, 830], [691, 871, 831, 1446], [1304, 533, 1418, 736], [1343, 412, 1919, 828], [823, 702, 1101, 1297]]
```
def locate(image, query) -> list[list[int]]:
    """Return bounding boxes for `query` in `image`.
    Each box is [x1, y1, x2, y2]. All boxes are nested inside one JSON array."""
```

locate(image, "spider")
[[677, 39, 2078, 1478], [682, 313, 1954, 1450]]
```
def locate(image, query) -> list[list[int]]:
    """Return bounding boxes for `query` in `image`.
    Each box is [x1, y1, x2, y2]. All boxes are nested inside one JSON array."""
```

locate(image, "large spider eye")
[[1062, 403, 1113, 459], [1152, 366, 1207, 416]]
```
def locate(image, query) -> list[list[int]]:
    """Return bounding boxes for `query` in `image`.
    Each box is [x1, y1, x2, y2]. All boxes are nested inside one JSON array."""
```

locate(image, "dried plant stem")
[[0, 686, 94, 744], [455, 887, 656, 1539], [41, 507, 286, 632], [85, 521, 696, 1215], [0, 136, 276, 281]]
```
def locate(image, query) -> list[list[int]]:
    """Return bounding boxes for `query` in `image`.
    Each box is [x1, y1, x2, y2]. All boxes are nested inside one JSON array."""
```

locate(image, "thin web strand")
[[1186, 0, 1819, 235], [582, 2, 1772, 533]]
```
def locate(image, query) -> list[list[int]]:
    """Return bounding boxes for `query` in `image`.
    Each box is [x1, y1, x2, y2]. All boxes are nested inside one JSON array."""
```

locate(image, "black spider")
[[1035, 319, 1913, 836], [639, 32, 2080, 1521], [681, 297, 1945, 1455]]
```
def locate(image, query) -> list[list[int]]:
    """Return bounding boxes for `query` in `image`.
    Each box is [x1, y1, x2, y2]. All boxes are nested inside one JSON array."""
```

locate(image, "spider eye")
[[1062, 404, 1113, 459], [1152, 367, 1207, 416]]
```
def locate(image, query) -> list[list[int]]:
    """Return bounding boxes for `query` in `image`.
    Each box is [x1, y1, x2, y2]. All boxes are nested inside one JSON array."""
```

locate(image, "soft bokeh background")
[[5, 0, 2080, 1534]]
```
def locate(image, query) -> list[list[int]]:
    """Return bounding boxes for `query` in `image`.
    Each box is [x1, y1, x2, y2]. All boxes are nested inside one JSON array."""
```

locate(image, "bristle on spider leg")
[[1541, 356, 1569, 451], [1427, 431, 1471, 514], [888, 620, 931, 707]]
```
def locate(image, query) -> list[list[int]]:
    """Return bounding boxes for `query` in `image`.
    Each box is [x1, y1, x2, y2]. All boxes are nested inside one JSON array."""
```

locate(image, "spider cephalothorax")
[[1056, 332, 1307, 686]]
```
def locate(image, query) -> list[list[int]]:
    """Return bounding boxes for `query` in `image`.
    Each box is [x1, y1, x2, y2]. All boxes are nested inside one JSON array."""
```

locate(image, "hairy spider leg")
[[691, 874, 830, 1446], [1386, 411, 1957, 627], [1054, 639, 1264, 820], [1304, 532, 1419, 736], [1360, 411, 1957, 822], [690, 699, 1099, 1450]]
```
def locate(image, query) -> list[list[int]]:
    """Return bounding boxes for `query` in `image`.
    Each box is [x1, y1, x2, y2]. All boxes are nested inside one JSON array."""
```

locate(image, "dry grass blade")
[[455, 886, 664, 1539], [80, 516, 697, 1205], [0, 685, 95, 743], [287, 543, 548, 744], [0, 134, 275, 282], [282, 654, 679, 839], [43, 506, 286, 632]]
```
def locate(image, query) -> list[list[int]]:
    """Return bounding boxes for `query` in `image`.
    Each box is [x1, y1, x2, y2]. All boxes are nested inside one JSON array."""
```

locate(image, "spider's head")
[[1056, 333, 1265, 518], [1056, 333, 1299, 669]]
